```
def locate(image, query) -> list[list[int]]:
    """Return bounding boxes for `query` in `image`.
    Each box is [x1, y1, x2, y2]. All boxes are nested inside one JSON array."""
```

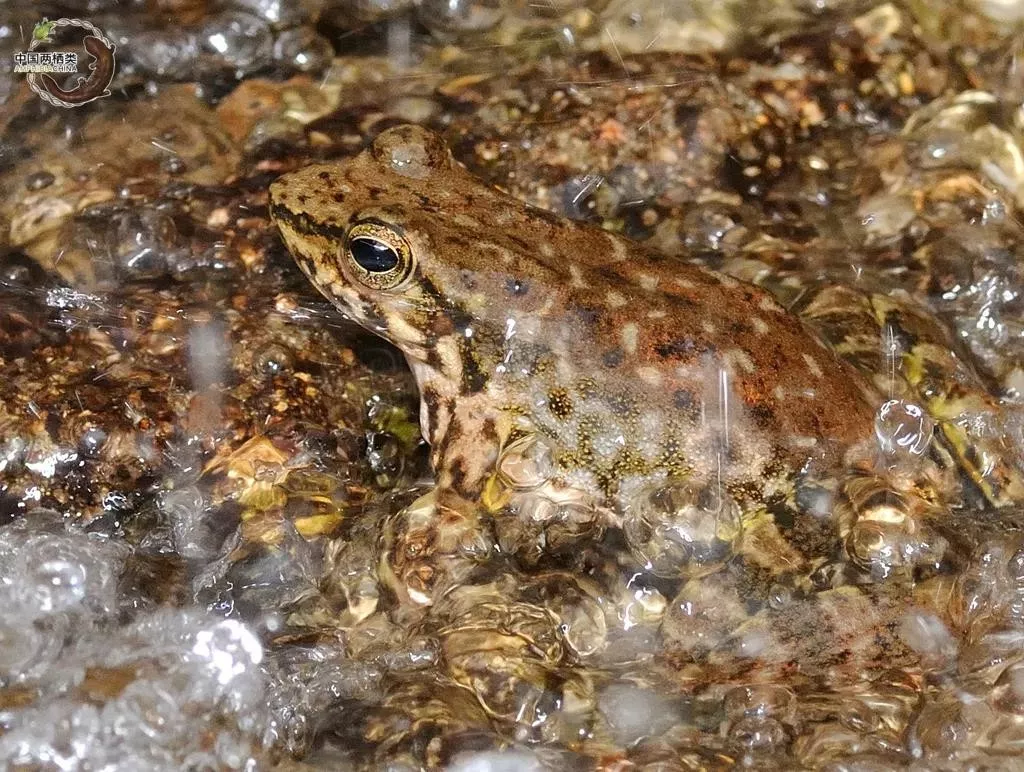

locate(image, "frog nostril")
[[350, 237, 400, 273]]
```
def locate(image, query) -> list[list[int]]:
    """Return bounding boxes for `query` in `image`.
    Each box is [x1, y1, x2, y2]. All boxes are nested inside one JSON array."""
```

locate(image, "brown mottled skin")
[[269, 125, 882, 590]]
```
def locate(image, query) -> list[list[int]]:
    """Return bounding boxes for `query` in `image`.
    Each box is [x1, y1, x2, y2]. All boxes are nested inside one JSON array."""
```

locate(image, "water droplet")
[[255, 343, 294, 376], [497, 436, 554, 490], [992, 660, 1024, 714], [272, 27, 333, 72], [898, 611, 957, 667], [199, 12, 273, 72], [842, 476, 944, 578], [418, 0, 506, 36], [875, 399, 934, 458], [624, 480, 741, 579], [25, 170, 55, 191], [662, 574, 748, 654], [598, 684, 678, 746], [724, 685, 794, 752]]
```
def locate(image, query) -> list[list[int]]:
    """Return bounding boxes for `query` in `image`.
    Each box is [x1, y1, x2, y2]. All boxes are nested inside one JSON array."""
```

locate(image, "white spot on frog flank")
[[701, 321, 717, 335], [606, 291, 627, 308], [725, 349, 755, 374], [802, 353, 824, 378], [637, 274, 659, 291], [569, 264, 588, 288], [759, 295, 782, 313], [453, 213, 483, 230], [621, 323, 639, 355], [647, 308, 667, 319], [635, 366, 663, 386], [608, 235, 629, 263], [752, 317, 770, 335]]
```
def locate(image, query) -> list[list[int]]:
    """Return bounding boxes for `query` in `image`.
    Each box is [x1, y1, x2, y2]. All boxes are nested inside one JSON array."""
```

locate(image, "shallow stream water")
[[2, 1, 1024, 769]]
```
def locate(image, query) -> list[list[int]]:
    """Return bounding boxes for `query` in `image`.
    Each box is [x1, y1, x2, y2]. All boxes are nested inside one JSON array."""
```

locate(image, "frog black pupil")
[[350, 237, 399, 273]]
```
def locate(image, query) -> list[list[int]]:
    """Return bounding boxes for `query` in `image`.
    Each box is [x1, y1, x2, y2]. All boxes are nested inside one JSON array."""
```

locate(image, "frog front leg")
[[380, 393, 503, 608]]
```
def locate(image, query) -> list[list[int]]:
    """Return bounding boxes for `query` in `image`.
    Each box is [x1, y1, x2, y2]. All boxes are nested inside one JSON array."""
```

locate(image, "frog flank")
[[269, 124, 925, 603]]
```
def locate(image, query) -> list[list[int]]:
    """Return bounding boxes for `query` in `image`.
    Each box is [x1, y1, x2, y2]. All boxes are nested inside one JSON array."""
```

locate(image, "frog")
[[268, 124, 950, 606]]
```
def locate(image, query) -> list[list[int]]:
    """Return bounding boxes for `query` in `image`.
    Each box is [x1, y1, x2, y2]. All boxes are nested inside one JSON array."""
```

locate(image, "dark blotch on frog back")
[[603, 349, 625, 368], [655, 337, 716, 361], [547, 388, 574, 419], [417, 194, 442, 212], [505, 278, 529, 297]]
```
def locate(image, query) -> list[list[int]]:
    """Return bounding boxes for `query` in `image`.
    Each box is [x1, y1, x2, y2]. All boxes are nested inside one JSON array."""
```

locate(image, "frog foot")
[[380, 488, 493, 608]]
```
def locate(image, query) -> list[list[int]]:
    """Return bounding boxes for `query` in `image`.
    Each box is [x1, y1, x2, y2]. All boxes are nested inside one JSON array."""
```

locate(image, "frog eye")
[[344, 221, 414, 290]]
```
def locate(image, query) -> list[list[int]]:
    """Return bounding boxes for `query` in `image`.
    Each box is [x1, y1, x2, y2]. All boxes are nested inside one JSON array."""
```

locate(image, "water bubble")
[[661, 574, 748, 654], [75, 204, 184, 280], [2, 531, 126, 621], [598, 683, 678, 746], [623, 480, 741, 579], [161, 487, 220, 561], [79, 426, 108, 457], [898, 611, 957, 667], [25, 170, 56, 191], [28, 553, 87, 613], [730, 715, 788, 750], [724, 685, 795, 752], [199, 12, 274, 73], [448, 749, 546, 772], [912, 697, 973, 754], [255, 343, 294, 376], [724, 684, 796, 724], [0, 618, 52, 679], [232, 0, 325, 27], [0, 702, 103, 770], [841, 477, 944, 578], [991, 660, 1024, 714], [874, 399, 934, 459], [846, 519, 919, 579], [366, 430, 404, 480], [497, 435, 555, 490], [418, 0, 506, 36], [272, 26, 334, 72], [619, 579, 667, 629], [857, 193, 916, 245], [682, 201, 749, 251], [551, 593, 607, 657], [837, 700, 881, 734], [767, 583, 793, 610], [561, 174, 606, 221]]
